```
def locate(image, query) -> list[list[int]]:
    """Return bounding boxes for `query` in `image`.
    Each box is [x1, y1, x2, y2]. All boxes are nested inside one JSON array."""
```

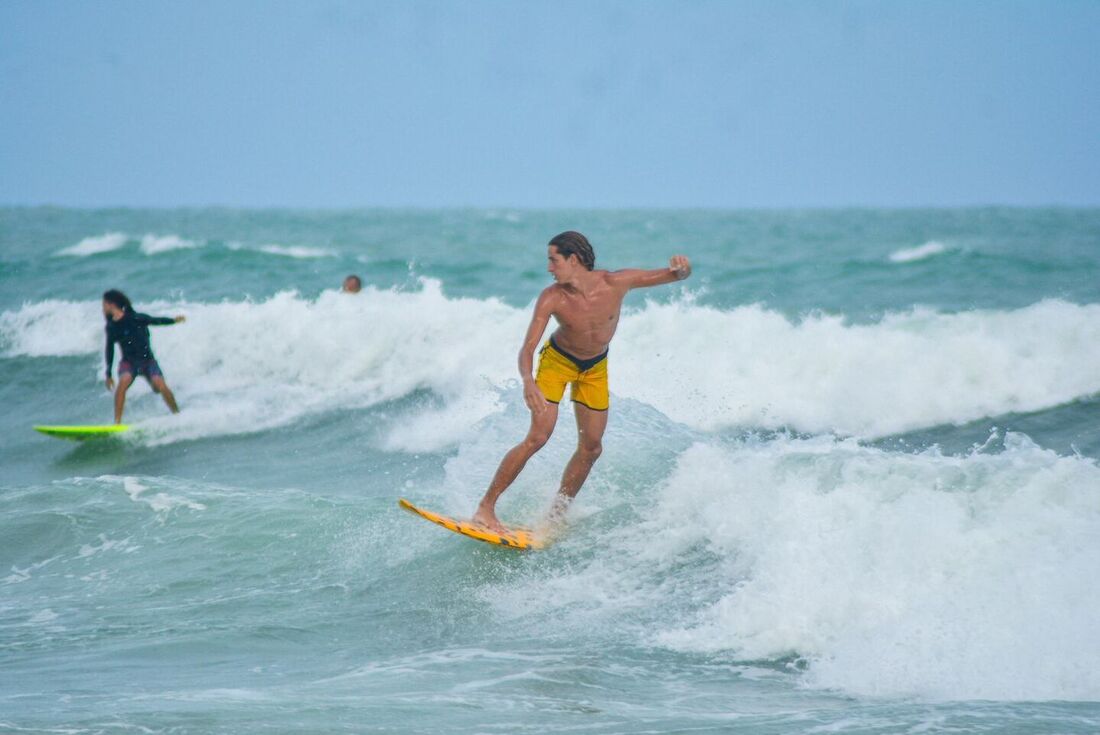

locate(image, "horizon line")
[[4, 202, 1099, 213]]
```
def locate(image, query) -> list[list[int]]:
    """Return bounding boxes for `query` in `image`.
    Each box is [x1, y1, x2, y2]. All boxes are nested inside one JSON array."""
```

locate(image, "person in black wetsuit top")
[[102, 289, 186, 424]]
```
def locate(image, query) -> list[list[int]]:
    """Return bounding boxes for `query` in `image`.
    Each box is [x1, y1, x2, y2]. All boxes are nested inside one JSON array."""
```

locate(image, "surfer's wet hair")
[[549, 231, 595, 271], [102, 289, 132, 313]]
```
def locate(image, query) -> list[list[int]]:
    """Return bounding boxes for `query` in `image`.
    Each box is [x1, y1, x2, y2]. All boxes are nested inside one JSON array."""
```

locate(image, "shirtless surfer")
[[102, 289, 185, 424], [472, 231, 691, 533]]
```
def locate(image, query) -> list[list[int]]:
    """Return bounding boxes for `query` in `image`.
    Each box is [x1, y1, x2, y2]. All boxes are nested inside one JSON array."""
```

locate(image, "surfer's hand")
[[105, 376, 115, 391], [669, 255, 691, 280], [523, 378, 547, 414], [174, 315, 186, 323]]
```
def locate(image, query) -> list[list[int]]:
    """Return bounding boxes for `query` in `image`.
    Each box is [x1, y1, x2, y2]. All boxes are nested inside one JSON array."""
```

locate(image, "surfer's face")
[[547, 246, 580, 282], [102, 300, 123, 320]]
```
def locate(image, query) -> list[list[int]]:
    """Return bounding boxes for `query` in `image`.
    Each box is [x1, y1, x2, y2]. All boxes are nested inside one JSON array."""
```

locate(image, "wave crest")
[[651, 435, 1100, 700], [889, 240, 949, 263], [56, 232, 129, 257], [2, 287, 1099, 440]]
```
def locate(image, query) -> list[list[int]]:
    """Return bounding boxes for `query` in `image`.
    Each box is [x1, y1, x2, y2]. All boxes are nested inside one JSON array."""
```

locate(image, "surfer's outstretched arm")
[[134, 313, 186, 327], [608, 255, 692, 290]]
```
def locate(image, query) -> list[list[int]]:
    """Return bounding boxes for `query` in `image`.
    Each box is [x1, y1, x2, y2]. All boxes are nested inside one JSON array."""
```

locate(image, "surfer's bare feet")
[[472, 504, 507, 534]]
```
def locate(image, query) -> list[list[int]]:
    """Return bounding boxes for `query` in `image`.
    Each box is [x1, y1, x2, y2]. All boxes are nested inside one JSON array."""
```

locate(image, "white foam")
[[0, 299, 102, 356], [381, 386, 505, 453], [889, 240, 948, 263], [3, 556, 59, 586], [28, 609, 59, 624], [118, 476, 206, 513], [17, 607, 67, 633], [484, 433, 1100, 702], [645, 435, 1100, 701], [612, 298, 1100, 436], [115, 281, 524, 445], [139, 233, 201, 255], [256, 244, 335, 258], [56, 232, 128, 257], [225, 241, 336, 258], [77, 534, 137, 559], [3, 290, 1100, 441]]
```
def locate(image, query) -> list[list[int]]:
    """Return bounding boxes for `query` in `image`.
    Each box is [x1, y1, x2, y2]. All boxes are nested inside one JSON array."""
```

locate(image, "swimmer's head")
[[102, 289, 132, 320], [548, 231, 595, 272], [342, 275, 362, 293]]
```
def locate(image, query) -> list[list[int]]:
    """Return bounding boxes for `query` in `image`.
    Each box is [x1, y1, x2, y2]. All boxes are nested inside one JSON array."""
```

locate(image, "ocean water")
[[1, 207, 1099, 733]]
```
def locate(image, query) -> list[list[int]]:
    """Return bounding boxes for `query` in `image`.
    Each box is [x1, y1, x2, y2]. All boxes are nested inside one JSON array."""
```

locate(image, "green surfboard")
[[34, 425, 130, 441]]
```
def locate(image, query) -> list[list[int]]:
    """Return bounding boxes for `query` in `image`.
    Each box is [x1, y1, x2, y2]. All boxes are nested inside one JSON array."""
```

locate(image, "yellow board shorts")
[[536, 337, 609, 411]]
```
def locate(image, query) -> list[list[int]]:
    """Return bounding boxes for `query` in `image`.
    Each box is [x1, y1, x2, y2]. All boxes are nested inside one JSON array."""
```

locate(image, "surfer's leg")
[[550, 401, 608, 518], [113, 373, 134, 424], [149, 376, 179, 414], [473, 402, 559, 532]]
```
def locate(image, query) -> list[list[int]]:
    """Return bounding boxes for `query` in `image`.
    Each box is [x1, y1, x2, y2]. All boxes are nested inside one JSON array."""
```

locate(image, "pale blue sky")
[[2, 1, 1098, 208]]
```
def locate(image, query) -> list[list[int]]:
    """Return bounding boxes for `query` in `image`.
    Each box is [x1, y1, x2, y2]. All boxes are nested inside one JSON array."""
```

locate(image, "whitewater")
[[4, 286, 1100, 442], [2, 207, 1099, 734]]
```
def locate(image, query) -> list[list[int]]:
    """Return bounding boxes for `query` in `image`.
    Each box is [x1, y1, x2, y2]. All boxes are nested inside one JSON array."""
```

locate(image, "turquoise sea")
[[2, 207, 1099, 733]]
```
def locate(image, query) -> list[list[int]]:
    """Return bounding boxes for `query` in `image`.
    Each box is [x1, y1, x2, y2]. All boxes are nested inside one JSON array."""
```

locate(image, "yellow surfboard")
[[398, 498, 545, 550]]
